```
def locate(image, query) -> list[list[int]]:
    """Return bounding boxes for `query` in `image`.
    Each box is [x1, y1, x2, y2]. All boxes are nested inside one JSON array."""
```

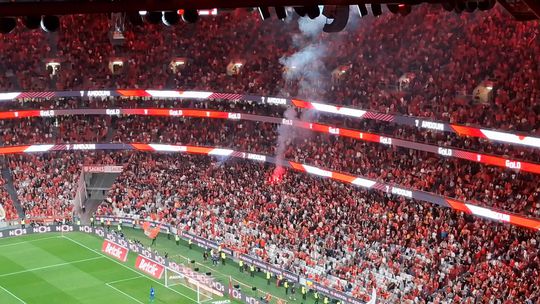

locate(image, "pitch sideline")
[[0, 256, 104, 278]]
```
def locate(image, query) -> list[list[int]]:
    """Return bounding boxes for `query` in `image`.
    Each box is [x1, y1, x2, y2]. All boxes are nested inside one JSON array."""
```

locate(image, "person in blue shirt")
[[150, 286, 155, 302]]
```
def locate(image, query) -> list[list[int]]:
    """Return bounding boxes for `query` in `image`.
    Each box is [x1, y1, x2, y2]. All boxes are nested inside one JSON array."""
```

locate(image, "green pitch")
[[0, 232, 224, 304]]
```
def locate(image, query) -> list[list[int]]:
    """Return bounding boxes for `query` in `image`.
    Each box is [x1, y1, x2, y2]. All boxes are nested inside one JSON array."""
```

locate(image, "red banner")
[[101, 239, 129, 262], [135, 255, 164, 279]]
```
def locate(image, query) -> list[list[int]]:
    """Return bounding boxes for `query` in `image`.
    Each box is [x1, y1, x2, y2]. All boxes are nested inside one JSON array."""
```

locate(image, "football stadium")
[[0, 1, 539, 303]]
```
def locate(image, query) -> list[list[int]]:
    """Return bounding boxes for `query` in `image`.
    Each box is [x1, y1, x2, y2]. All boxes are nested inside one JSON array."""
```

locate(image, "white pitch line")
[[0, 236, 61, 248], [0, 256, 104, 278], [105, 283, 145, 304], [170, 253, 288, 303], [106, 275, 144, 285], [200, 296, 215, 304], [0, 285, 27, 303], [62, 235, 199, 303], [172, 254, 264, 289]]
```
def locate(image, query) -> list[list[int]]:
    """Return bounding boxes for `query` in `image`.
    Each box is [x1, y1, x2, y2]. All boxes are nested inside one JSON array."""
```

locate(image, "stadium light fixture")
[[356, 4, 369, 17], [322, 5, 350, 33], [162, 11, 179, 26], [275, 6, 287, 20], [40, 15, 60, 32], [258, 7, 271, 20], [198, 8, 218, 16], [182, 9, 199, 23], [45, 61, 60, 77], [169, 58, 187, 73]]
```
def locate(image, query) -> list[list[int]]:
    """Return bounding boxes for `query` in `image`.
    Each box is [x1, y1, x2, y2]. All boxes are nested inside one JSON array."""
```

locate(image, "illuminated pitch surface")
[[0, 232, 201, 304]]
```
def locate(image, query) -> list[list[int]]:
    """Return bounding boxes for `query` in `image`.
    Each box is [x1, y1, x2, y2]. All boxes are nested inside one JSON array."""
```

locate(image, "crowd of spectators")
[[9, 154, 79, 221], [1, 92, 537, 301], [109, 109, 540, 219], [0, 118, 56, 146], [284, 133, 540, 218], [1, 141, 537, 302], [2, 110, 538, 219], [0, 176, 18, 221], [56, 116, 111, 143], [112, 116, 277, 154], [0, 5, 538, 132], [94, 153, 540, 303], [4, 95, 538, 168], [304, 6, 539, 133], [317, 114, 540, 163], [0, 110, 538, 302], [0, 2, 538, 303], [6, 113, 540, 216], [0, 97, 538, 167], [6, 152, 125, 221]]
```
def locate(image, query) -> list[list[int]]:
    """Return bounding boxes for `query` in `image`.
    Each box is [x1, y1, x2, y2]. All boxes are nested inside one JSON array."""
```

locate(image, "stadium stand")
[[0, 6, 538, 131], [0, 2, 538, 303], [93, 153, 540, 303], [0, 176, 18, 221], [9, 154, 79, 221], [2, 110, 538, 218]]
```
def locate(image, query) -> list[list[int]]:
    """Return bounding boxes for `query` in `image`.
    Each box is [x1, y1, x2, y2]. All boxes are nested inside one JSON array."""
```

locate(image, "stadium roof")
[[0, 0, 538, 20]]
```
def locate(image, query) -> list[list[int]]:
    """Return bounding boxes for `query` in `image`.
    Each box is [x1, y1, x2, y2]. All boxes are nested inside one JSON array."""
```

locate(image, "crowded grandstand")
[[0, 2, 539, 304]]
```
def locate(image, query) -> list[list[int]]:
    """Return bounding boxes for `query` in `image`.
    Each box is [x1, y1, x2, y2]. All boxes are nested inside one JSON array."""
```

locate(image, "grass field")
[[0, 232, 226, 304], [120, 228, 317, 304], [0, 228, 325, 304]]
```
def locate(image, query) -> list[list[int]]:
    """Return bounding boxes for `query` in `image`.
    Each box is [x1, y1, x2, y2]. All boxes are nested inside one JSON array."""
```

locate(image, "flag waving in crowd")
[[142, 221, 161, 245]]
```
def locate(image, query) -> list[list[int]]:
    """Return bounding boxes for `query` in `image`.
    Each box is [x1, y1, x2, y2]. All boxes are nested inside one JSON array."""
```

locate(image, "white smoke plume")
[[297, 11, 326, 38], [273, 11, 329, 179], [279, 43, 327, 94], [274, 107, 298, 167]]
